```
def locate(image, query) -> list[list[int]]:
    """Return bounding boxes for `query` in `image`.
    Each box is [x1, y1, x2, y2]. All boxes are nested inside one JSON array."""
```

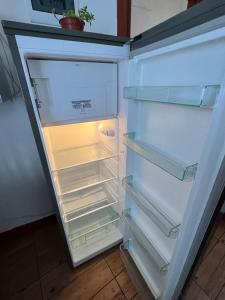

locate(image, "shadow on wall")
[[0, 31, 21, 102]]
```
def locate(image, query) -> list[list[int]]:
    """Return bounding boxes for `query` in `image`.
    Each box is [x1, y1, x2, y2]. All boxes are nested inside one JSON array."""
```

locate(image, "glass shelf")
[[123, 132, 198, 180], [125, 215, 169, 274], [68, 206, 121, 243], [60, 180, 119, 222], [120, 243, 155, 300], [54, 158, 117, 196], [51, 143, 117, 171], [124, 85, 220, 107], [124, 176, 180, 238]]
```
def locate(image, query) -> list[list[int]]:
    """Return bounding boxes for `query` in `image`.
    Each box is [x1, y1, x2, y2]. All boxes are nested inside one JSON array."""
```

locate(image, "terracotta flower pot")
[[59, 17, 85, 31], [187, 0, 202, 8]]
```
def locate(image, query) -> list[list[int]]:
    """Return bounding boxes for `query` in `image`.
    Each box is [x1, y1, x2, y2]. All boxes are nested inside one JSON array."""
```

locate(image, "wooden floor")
[[0, 216, 139, 300], [182, 214, 225, 300], [1, 214, 225, 300]]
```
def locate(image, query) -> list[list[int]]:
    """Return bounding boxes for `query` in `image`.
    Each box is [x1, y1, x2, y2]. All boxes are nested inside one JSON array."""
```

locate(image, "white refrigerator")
[[10, 16, 225, 300]]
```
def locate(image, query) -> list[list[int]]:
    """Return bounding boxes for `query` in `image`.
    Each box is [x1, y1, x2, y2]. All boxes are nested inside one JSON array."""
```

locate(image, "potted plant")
[[53, 5, 95, 31], [187, 0, 202, 8]]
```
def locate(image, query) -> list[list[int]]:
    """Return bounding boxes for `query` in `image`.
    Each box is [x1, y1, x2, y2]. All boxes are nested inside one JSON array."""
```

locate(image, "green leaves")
[[79, 6, 95, 26], [63, 9, 78, 18], [52, 5, 95, 26], [52, 8, 60, 21]]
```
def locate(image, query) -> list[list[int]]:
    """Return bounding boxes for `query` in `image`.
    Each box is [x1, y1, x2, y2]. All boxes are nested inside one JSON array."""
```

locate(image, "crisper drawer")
[[67, 206, 122, 264], [27, 59, 117, 125]]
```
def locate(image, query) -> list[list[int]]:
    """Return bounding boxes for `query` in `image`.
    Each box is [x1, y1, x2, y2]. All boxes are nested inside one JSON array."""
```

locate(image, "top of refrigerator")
[[2, 0, 225, 54]]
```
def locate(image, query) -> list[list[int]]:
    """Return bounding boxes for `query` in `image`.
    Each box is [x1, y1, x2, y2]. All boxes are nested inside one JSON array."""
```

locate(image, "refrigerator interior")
[[42, 119, 123, 265], [119, 29, 225, 299]]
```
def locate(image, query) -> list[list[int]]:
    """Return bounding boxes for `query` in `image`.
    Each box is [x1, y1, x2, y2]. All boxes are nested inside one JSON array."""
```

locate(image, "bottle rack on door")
[[122, 84, 220, 299]]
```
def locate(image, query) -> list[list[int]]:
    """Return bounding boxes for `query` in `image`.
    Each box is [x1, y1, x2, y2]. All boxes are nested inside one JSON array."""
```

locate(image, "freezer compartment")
[[124, 132, 197, 180], [120, 243, 155, 300], [124, 85, 220, 108], [123, 233, 164, 299], [53, 157, 118, 195], [68, 206, 122, 264], [27, 59, 118, 125], [60, 180, 119, 222], [123, 176, 180, 238]]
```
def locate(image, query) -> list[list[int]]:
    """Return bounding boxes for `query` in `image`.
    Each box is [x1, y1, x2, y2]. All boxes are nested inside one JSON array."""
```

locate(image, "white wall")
[[0, 0, 30, 23], [78, 0, 117, 35], [131, 0, 187, 37]]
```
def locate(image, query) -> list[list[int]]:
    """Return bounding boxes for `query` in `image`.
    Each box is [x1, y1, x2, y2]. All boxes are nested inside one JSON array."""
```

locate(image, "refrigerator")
[[4, 11, 225, 300]]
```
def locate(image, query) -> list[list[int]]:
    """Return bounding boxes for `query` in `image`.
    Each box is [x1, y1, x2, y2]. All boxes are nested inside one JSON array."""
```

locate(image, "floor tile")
[[35, 225, 66, 276], [181, 280, 203, 300], [103, 246, 124, 276], [201, 254, 225, 299], [116, 269, 137, 300], [216, 285, 225, 300], [182, 280, 211, 300], [132, 294, 141, 300], [213, 215, 225, 239], [201, 236, 219, 260], [11, 281, 43, 300], [51, 259, 114, 300], [92, 279, 125, 300], [41, 255, 103, 299], [1, 244, 39, 298], [0, 231, 34, 258], [196, 290, 211, 300], [195, 240, 225, 289]]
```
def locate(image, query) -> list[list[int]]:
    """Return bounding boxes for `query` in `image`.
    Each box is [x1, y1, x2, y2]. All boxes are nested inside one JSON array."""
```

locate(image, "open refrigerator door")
[[118, 19, 225, 300]]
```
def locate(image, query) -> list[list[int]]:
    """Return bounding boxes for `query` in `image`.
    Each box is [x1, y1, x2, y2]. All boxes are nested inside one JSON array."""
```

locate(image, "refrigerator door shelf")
[[50, 143, 117, 171], [120, 243, 156, 300], [123, 237, 164, 300], [123, 176, 180, 238], [123, 133, 198, 181], [124, 85, 220, 108], [53, 157, 118, 196], [125, 215, 170, 274], [60, 180, 119, 222], [68, 206, 121, 245]]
